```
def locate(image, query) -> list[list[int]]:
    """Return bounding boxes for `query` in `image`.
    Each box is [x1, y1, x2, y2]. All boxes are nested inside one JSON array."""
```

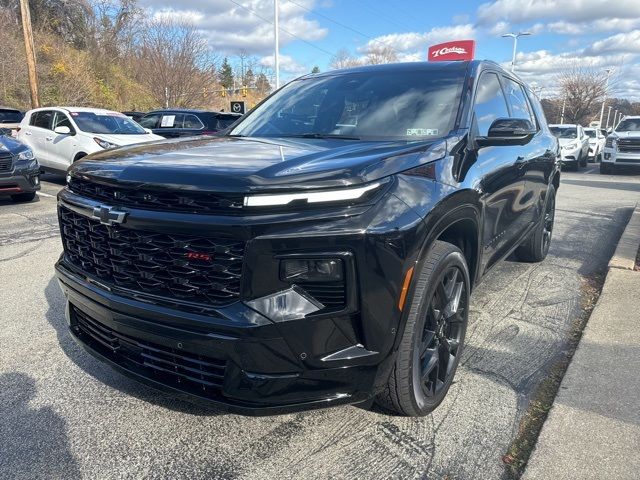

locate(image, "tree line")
[[0, 0, 274, 111]]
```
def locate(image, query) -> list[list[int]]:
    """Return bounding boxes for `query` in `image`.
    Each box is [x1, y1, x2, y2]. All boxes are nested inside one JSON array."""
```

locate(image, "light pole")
[[598, 68, 613, 127], [560, 96, 566, 124], [274, 0, 280, 89], [501, 32, 532, 72], [606, 106, 612, 129]]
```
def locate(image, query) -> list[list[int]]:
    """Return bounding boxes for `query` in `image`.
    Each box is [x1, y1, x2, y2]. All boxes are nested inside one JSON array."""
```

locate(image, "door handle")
[[25, 131, 32, 135], [45, 136, 53, 141]]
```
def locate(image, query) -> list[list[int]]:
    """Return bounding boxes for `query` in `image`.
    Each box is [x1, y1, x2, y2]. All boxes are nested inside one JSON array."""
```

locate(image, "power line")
[[226, 0, 335, 58], [284, 0, 404, 56]]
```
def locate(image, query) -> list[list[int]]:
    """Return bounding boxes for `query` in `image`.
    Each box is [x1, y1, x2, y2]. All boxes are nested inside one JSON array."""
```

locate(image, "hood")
[[612, 131, 640, 139], [70, 136, 441, 193], [557, 137, 579, 147], [0, 134, 28, 154], [91, 133, 164, 146]]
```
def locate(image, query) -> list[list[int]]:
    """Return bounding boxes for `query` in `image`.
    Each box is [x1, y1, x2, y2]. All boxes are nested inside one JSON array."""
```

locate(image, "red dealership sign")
[[428, 40, 476, 62]]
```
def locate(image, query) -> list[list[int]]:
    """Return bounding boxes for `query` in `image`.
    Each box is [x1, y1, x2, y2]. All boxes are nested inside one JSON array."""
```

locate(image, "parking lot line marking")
[[37, 192, 55, 198], [585, 167, 596, 174]]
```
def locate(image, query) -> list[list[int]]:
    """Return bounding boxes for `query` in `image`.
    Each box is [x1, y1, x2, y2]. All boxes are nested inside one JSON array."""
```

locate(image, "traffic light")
[[221, 88, 226, 98], [242, 85, 247, 97]]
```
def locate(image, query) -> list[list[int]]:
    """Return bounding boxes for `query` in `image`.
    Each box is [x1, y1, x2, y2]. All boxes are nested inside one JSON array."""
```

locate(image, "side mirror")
[[477, 118, 536, 147], [54, 126, 71, 135]]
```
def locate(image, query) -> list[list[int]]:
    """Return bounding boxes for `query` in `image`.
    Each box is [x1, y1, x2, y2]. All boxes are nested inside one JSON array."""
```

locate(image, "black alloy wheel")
[[416, 266, 466, 398]]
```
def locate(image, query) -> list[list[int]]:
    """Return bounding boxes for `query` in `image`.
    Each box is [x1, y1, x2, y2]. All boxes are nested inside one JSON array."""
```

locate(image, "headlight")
[[16, 148, 35, 161], [605, 137, 615, 148], [244, 182, 383, 207], [93, 137, 119, 149], [562, 142, 578, 150]]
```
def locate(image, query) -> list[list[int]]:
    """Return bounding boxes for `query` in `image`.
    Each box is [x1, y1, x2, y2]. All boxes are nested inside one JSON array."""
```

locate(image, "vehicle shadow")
[[44, 276, 225, 417], [40, 172, 67, 185], [0, 372, 82, 479]]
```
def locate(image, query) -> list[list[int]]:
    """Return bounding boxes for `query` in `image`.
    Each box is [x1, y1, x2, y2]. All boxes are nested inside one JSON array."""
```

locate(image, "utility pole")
[[274, 0, 280, 89], [501, 32, 532, 72], [19, 0, 39, 108], [560, 97, 566, 124], [598, 68, 613, 127], [606, 106, 612, 129], [614, 109, 618, 127]]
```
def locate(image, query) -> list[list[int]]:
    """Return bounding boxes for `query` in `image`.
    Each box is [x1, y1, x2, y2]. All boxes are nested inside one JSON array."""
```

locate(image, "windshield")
[[615, 119, 640, 132], [584, 129, 596, 138], [549, 126, 577, 139], [0, 109, 23, 123], [230, 69, 465, 140], [71, 112, 146, 134]]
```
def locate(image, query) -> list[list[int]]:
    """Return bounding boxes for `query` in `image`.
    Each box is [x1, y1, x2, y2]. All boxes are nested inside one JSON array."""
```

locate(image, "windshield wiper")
[[285, 133, 362, 140]]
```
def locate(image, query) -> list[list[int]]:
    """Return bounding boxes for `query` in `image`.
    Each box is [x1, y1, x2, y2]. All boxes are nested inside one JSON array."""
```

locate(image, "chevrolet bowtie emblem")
[[91, 206, 128, 226]]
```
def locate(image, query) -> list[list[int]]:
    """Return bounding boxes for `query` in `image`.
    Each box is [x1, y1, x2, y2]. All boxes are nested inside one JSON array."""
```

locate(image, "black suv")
[[55, 61, 559, 416], [138, 109, 242, 138], [0, 130, 40, 202]]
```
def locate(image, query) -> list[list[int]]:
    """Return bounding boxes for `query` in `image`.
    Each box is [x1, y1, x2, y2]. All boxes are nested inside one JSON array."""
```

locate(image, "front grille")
[[302, 281, 347, 313], [68, 178, 244, 215], [59, 206, 245, 307], [616, 158, 640, 164], [617, 139, 640, 153], [0, 154, 12, 172], [72, 306, 226, 398]]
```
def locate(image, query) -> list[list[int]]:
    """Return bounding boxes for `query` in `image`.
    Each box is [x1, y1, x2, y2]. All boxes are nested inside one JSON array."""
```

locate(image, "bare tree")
[[134, 17, 218, 108], [364, 45, 398, 65], [557, 65, 609, 124], [329, 48, 361, 70]]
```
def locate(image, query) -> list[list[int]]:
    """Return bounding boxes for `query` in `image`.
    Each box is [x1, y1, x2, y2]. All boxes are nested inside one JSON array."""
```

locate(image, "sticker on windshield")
[[407, 128, 438, 136], [161, 115, 176, 127]]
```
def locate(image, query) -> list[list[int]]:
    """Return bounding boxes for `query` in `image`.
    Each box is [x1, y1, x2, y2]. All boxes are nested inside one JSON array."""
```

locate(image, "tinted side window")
[[474, 73, 509, 136], [158, 113, 183, 129], [139, 113, 161, 129], [32, 110, 54, 129], [183, 114, 204, 129], [503, 77, 535, 127]]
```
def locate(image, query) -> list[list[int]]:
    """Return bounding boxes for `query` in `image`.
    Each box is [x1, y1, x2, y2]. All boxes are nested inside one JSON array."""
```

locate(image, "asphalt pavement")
[[1, 167, 639, 480]]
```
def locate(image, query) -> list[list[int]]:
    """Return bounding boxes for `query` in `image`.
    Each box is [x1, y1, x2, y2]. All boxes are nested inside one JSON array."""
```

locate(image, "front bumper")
[[602, 148, 640, 166], [0, 163, 40, 195], [54, 180, 427, 414]]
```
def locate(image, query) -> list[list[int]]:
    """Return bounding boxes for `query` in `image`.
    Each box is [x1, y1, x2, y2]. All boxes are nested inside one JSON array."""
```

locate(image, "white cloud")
[[585, 30, 640, 55], [357, 24, 476, 57], [260, 54, 309, 77], [141, 0, 328, 55]]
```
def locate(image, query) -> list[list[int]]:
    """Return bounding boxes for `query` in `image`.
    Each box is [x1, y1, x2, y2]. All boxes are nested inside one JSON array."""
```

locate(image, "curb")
[[609, 203, 640, 271]]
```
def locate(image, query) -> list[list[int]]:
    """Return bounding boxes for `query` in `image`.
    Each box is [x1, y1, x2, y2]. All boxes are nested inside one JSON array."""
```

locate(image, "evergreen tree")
[[255, 72, 271, 94], [311, 65, 320, 74], [218, 58, 234, 88], [243, 68, 255, 87]]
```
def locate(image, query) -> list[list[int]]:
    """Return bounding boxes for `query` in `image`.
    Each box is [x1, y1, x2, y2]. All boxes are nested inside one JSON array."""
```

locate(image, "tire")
[[377, 241, 470, 416], [600, 162, 612, 174], [10, 192, 36, 202], [515, 184, 556, 263], [597, 153, 603, 163], [579, 152, 587, 167]]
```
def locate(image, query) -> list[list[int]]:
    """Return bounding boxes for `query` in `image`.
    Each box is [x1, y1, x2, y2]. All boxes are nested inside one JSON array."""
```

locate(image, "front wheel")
[[377, 241, 469, 416], [515, 184, 556, 262]]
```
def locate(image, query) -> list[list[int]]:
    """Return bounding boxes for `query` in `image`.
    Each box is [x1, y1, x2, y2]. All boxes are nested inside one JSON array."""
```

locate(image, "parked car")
[[584, 127, 606, 162], [56, 60, 559, 416], [0, 129, 40, 202], [0, 107, 24, 134], [138, 109, 242, 138], [549, 124, 589, 170], [121, 111, 146, 123], [601, 115, 640, 174], [17, 107, 163, 174]]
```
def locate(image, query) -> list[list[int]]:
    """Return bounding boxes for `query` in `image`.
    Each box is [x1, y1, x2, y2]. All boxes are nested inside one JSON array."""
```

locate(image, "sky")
[[140, 0, 640, 99]]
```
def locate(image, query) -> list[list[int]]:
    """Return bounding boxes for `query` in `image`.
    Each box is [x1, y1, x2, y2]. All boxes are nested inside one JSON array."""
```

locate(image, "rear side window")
[[474, 73, 509, 136], [31, 110, 54, 129], [182, 114, 204, 129], [0, 109, 23, 123], [139, 113, 161, 129], [503, 77, 536, 127]]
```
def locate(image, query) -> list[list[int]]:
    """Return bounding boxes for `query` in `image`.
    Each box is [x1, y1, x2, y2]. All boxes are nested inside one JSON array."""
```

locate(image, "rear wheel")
[[10, 192, 36, 202], [377, 241, 469, 416], [515, 185, 555, 262]]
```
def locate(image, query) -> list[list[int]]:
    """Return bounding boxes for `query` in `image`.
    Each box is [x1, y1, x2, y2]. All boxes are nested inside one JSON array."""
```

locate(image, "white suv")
[[601, 116, 640, 174], [549, 124, 590, 171], [584, 127, 605, 162], [17, 107, 163, 173]]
